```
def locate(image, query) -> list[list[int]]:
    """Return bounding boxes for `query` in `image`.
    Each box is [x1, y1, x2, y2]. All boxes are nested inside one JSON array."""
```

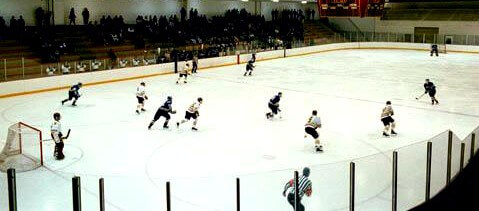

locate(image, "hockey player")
[[381, 101, 397, 137], [51, 112, 65, 160], [305, 110, 323, 152], [244, 58, 255, 76], [136, 82, 148, 114], [430, 44, 439, 57], [192, 56, 198, 73], [424, 79, 439, 105], [61, 82, 82, 106], [266, 92, 282, 119], [176, 62, 190, 84], [148, 96, 176, 129], [177, 97, 203, 131]]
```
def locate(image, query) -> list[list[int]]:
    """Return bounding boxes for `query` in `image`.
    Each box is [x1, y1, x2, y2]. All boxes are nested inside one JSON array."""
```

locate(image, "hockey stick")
[[43, 129, 71, 142], [415, 93, 425, 100], [63, 129, 71, 140]]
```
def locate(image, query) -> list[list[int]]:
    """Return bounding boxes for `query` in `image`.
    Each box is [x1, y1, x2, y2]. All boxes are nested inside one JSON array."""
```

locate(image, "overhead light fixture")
[[272, 0, 279, 2], [301, 0, 307, 3], [241, 0, 249, 2]]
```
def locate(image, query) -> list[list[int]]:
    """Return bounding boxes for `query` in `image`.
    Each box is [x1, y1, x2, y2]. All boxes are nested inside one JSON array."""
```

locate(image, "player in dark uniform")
[[266, 92, 282, 119], [424, 79, 439, 105], [148, 96, 176, 129], [430, 44, 439, 57], [61, 82, 82, 106], [244, 59, 255, 76]]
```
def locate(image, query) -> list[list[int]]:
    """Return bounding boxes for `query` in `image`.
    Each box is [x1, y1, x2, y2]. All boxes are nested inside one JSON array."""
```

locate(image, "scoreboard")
[[317, 0, 385, 17]]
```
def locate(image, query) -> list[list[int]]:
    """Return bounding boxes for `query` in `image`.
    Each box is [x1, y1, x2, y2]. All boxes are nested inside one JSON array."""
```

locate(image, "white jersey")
[[305, 115, 321, 129], [180, 65, 190, 74], [136, 85, 146, 98], [187, 102, 201, 113], [51, 120, 62, 143]]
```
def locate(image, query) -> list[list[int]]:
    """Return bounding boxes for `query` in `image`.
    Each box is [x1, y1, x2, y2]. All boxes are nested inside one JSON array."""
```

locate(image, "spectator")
[[92, 60, 102, 70], [311, 9, 315, 20], [77, 62, 87, 72], [82, 8, 90, 25], [10, 16, 17, 29], [61, 62, 71, 74], [35, 7, 45, 26], [180, 7, 187, 22], [119, 59, 128, 68], [46, 66, 56, 75], [18, 16, 25, 32], [69, 8, 76, 25]]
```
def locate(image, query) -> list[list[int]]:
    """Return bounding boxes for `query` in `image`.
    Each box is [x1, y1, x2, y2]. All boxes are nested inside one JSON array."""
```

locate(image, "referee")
[[283, 167, 313, 211]]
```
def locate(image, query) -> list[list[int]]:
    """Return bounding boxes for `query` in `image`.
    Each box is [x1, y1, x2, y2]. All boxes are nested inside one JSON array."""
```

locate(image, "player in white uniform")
[[381, 101, 397, 137], [136, 82, 148, 114], [305, 110, 323, 152], [177, 97, 203, 131], [176, 62, 190, 84], [51, 112, 65, 160]]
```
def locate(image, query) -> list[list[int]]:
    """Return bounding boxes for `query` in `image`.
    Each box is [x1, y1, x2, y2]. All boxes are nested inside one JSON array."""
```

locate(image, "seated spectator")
[[119, 59, 128, 67], [143, 58, 150, 65], [45, 66, 56, 75], [77, 62, 87, 72], [92, 60, 102, 70], [61, 62, 71, 74], [132, 58, 141, 66]]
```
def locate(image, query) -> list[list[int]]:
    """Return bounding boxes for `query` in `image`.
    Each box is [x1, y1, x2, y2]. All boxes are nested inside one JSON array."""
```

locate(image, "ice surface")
[[0, 49, 478, 210]]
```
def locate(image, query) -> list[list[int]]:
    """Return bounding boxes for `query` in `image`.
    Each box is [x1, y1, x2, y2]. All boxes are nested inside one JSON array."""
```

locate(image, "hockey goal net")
[[0, 122, 43, 172]]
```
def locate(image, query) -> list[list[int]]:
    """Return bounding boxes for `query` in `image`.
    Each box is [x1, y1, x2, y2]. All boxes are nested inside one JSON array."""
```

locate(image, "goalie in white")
[[136, 82, 148, 114], [305, 110, 323, 152], [51, 112, 65, 160], [177, 97, 203, 131]]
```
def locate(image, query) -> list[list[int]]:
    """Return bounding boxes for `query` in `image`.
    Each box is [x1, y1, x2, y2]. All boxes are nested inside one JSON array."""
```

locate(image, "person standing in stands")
[[82, 8, 90, 25], [69, 8, 76, 25], [283, 167, 313, 211]]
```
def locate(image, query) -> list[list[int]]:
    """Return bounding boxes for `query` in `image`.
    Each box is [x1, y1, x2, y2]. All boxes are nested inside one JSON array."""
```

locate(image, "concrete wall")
[[329, 17, 479, 35], [2, 42, 479, 98], [0, 0, 46, 26]]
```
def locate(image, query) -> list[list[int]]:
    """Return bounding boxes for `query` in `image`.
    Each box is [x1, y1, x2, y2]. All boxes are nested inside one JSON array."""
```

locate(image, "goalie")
[[51, 112, 70, 160]]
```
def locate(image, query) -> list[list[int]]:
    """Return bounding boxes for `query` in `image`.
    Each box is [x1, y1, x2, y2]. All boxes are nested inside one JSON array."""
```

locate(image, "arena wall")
[[329, 17, 479, 35], [1, 42, 477, 98]]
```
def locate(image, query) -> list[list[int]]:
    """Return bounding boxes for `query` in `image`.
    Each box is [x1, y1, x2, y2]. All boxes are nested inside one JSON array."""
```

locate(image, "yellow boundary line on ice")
[[0, 46, 477, 99]]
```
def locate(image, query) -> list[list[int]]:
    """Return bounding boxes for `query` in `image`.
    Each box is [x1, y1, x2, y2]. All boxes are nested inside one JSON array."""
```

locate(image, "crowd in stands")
[[1, 7, 309, 63]]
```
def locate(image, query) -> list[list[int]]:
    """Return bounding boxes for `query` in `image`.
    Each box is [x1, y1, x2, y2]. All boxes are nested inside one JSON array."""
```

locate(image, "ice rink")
[[1, 49, 479, 211]]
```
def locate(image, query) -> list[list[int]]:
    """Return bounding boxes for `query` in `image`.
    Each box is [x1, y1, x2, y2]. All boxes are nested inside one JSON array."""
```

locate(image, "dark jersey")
[[431, 44, 438, 50], [69, 84, 81, 96], [269, 94, 281, 105], [159, 99, 173, 112], [424, 82, 436, 93], [246, 60, 254, 70]]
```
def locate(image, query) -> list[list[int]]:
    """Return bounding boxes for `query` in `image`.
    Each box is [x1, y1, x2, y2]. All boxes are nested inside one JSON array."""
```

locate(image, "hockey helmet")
[[198, 97, 203, 103], [78, 82, 83, 87], [53, 112, 61, 120], [167, 96, 173, 101], [303, 167, 311, 177]]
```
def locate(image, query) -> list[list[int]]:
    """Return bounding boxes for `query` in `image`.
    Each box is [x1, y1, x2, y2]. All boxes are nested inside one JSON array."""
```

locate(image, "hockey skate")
[[383, 132, 390, 137], [391, 130, 397, 136], [192, 127, 198, 131], [136, 110, 140, 114], [176, 122, 180, 128], [315, 145, 323, 152], [141, 108, 146, 112]]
